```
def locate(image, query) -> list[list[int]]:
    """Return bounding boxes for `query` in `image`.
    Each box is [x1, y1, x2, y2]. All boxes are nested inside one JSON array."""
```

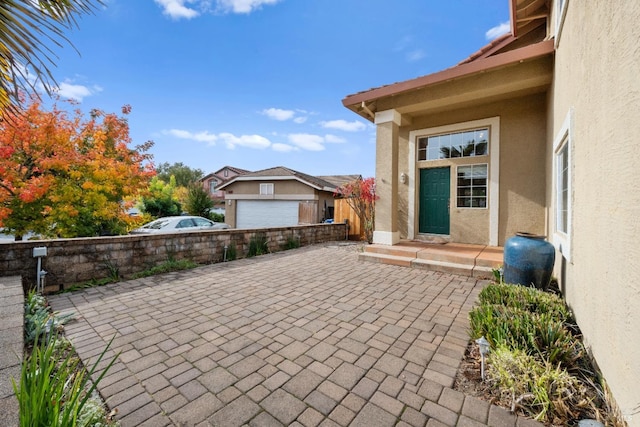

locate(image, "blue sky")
[[49, 0, 510, 178]]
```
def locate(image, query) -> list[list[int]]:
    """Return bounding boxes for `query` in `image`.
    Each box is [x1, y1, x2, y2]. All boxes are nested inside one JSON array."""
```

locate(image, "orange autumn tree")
[[0, 98, 155, 240]]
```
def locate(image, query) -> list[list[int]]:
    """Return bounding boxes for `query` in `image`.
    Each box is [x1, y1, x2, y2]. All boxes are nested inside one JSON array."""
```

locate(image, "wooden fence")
[[334, 199, 364, 240]]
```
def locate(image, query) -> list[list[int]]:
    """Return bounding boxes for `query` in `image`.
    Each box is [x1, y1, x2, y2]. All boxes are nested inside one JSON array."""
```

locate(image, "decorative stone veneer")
[[0, 223, 347, 294]]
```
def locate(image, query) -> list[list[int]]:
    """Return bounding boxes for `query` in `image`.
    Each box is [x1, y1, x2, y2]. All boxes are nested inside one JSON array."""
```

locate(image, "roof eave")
[[342, 39, 555, 113]]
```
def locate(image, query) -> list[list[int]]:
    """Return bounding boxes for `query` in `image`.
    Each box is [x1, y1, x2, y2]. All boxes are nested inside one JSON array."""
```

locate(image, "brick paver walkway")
[[48, 243, 541, 427]]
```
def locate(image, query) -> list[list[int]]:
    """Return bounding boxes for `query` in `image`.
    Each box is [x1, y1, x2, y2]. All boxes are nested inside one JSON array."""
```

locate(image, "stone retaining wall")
[[0, 223, 347, 294]]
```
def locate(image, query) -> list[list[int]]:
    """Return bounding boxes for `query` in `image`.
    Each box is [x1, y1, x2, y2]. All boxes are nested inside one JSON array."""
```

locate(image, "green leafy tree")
[[156, 162, 204, 187], [185, 184, 214, 218], [140, 176, 182, 218], [0, 0, 103, 113]]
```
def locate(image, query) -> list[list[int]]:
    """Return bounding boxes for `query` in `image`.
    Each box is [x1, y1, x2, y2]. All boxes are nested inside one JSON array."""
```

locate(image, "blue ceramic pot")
[[503, 232, 556, 290]]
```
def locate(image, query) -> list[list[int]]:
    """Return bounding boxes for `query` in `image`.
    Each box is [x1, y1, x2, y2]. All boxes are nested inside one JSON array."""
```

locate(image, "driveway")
[[49, 243, 534, 427]]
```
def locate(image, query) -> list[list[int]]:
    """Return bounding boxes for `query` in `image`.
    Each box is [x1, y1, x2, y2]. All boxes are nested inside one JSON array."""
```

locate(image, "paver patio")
[[48, 243, 541, 427]]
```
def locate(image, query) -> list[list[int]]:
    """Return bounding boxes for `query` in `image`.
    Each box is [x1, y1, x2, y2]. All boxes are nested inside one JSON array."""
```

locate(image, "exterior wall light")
[[475, 336, 490, 380], [400, 173, 407, 184]]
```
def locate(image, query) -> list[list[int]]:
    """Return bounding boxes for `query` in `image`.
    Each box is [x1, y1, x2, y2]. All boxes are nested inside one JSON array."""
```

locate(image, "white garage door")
[[236, 200, 300, 229]]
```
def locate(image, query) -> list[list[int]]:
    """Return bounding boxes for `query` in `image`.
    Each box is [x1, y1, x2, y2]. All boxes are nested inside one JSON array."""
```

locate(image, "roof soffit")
[[343, 40, 554, 121], [512, 0, 550, 37]]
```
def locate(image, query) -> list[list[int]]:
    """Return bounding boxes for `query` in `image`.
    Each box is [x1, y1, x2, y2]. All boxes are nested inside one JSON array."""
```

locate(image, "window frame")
[[553, 109, 573, 260], [417, 127, 489, 162], [260, 183, 274, 195], [555, 0, 569, 47], [456, 163, 489, 209], [209, 179, 217, 194]]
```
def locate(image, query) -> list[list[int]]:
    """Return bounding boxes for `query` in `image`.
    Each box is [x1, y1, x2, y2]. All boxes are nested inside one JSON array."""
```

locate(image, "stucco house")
[[201, 165, 251, 198], [200, 166, 250, 210], [343, 0, 640, 422], [218, 166, 344, 229]]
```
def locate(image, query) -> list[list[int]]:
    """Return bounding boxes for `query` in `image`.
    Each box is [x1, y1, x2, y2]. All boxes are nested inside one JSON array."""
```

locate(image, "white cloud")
[[324, 134, 346, 144], [407, 49, 426, 62], [320, 119, 367, 132], [272, 143, 298, 152], [154, 0, 200, 19], [218, 132, 271, 149], [288, 133, 325, 151], [164, 129, 272, 149], [293, 116, 307, 124], [216, 0, 281, 14], [394, 35, 413, 52], [262, 107, 295, 121], [164, 129, 218, 144], [486, 21, 510, 40], [55, 81, 102, 102]]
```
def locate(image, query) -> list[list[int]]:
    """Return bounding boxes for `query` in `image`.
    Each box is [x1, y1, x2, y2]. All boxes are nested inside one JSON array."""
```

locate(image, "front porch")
[[360, 240, 503, 278]]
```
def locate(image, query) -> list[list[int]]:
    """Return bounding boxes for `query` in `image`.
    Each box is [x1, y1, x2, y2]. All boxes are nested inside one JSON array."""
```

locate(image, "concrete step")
[[358, 251, 414, 267], [361, 241, 503, 278]]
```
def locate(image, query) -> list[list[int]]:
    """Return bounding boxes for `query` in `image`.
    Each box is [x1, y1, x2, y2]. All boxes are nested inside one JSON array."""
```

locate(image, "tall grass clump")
[[247, 232, 269, 257]]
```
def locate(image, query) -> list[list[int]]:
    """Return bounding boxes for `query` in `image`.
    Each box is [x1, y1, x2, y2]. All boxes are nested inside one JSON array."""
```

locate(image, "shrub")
[[488, 347, 597, 423], [478, 282, 572, 322]]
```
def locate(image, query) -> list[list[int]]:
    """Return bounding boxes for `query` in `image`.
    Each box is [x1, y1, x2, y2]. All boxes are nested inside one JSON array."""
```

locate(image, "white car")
[[130, 216, 230, 234]]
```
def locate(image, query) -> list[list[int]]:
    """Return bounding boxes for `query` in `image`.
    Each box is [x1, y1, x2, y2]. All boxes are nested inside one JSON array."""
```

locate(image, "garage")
[[236, 200, 300, 229]]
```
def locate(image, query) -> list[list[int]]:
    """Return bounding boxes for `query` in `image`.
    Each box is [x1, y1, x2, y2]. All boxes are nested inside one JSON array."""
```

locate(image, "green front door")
[[419, 167, 450, 235]]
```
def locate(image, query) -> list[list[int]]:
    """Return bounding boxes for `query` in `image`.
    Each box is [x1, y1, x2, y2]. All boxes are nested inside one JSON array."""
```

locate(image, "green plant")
[[283, 235, 300, 250], [12, 331, 119, 427], [132, 258, 199, 278], [102, 259, 120, 283], [209, 212, 225, 223], [468, 283, 608, 424], [247, 232, 269, 257], [223, 243, 237, 261], [185, 184, 214, 218], [491, 266, 503, 284], [61, 278, 115, 293], [478, 282, 573, 323], [24, 291, 74, 345], [487, 347, 597, 423]]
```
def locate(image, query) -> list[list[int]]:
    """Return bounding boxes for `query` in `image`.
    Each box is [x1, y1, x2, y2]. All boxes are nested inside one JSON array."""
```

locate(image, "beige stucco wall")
[[397, 94, 547, 245], [548, 2, 640, 422]]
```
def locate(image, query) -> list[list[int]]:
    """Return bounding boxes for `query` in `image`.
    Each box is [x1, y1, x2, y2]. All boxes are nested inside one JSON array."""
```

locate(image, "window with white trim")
[[209, 180, 217, 194], [556, 0, 569, 45], [260, 183, 274, 195], [418, 128, 489, 161], [457, 164, 488, 208], [554, 110, 572, 259]]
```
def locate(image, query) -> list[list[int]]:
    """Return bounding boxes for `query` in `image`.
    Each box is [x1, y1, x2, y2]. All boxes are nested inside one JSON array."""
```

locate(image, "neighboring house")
[[200, 166, 251, 205], [218, 166, 344, 229], [342, 0, 640, 421]]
